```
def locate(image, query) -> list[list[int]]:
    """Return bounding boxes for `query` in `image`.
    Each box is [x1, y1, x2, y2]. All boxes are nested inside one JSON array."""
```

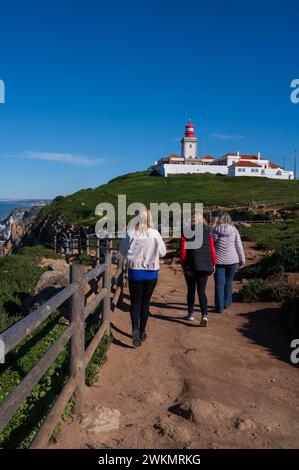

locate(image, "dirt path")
[[51, 243, 299, 449]]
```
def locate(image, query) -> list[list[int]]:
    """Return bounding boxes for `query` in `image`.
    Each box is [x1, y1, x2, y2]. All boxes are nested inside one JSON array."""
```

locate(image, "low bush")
[[239, 220, 299, 251], [73, 253, 95, 266], [240, 279, 286, 303], [243, 238, 299, 279]]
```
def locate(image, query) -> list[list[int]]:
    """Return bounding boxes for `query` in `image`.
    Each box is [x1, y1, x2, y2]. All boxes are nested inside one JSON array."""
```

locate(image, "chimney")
[[258, 152, 261, 160], [237, 150, 240, 157]]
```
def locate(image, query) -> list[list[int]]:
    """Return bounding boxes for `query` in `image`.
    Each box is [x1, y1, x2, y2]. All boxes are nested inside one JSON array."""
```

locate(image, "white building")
[[153, 121, 228, 177], [152, 122, 294, 180]]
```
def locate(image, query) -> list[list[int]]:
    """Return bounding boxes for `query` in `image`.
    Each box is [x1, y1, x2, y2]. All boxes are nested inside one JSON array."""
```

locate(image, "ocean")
[[0, 200, 51, 222]]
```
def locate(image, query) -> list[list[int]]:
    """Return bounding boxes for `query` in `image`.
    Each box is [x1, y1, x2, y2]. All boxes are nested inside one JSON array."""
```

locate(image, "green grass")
[[33, 172, 299, 229], [0, 246, 62, 333], [0, 246, 111, 448], [239, 220, 299, 251]]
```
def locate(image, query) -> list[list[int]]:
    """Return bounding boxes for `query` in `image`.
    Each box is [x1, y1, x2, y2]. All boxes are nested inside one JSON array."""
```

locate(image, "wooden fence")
[[0, 240, 125, 448], [54, 234, 102, 263]]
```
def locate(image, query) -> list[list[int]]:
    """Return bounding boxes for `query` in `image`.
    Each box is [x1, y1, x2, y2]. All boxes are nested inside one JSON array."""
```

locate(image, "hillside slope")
[[34, 171, 299, 229]]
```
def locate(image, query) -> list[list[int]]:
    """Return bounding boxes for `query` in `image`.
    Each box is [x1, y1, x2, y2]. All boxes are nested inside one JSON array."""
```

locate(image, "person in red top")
[[180, 212, 217, 327]]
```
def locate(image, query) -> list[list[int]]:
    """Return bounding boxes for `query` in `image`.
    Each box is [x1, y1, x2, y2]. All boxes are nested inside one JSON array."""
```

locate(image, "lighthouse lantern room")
[[181, 120, 198, 159]]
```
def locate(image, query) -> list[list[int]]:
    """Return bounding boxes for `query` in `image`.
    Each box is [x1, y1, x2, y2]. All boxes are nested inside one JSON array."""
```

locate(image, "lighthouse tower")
[[181, 120, 198, 159]]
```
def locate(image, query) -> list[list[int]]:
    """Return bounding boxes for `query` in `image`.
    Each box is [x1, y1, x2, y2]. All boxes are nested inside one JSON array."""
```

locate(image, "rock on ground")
[[80, 405, 120, 435]]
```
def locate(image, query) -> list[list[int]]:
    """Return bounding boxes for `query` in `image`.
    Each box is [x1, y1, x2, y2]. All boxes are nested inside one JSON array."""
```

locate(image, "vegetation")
[[33, 172, 299, 229], [240, 279, 286, 302], [239, 219, 299, 251], [243, 237, 299, 279], [0, 246, 111, 448], [0, 246, 61, 333], [239, 223, 299, 337], [73, 253, 95, 266]]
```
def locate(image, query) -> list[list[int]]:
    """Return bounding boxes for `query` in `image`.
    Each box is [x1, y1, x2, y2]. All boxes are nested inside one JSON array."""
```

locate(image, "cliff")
[[0, 206, 42, 255]]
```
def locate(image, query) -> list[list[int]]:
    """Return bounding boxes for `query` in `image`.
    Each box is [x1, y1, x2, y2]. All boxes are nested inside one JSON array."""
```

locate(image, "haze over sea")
[[0, 200, 50, 222]]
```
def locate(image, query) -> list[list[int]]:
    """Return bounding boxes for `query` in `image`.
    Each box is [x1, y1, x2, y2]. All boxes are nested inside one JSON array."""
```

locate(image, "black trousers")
[[184, 271, 209, 317], [128, 279, 158, 332]]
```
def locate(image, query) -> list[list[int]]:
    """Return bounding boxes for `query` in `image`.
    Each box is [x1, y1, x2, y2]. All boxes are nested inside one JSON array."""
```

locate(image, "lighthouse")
[[181, 120, 198, 159]]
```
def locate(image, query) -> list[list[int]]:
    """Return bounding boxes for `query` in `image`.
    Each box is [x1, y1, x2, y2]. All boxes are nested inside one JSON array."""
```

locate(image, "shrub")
[[73, 254, 95, 266], [240, 279, 286, 302], [243, 238, 299, 279], [239, 220, 299, 251]]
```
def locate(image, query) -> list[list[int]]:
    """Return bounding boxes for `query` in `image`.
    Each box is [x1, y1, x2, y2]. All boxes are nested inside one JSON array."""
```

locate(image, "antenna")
[[294, 150, 297, 179]]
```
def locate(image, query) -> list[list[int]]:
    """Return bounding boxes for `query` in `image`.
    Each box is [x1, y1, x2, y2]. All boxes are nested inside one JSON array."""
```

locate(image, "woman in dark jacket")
[[180, 213, 217, 327]]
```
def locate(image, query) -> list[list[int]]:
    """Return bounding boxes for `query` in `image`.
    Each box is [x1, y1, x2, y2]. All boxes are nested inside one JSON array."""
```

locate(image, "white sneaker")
[[185, 313, 195, 321], [200, 316, 208, 327]]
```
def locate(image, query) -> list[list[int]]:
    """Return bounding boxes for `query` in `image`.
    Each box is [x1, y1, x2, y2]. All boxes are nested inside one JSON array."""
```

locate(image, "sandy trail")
[[51, 243, 299, 449]]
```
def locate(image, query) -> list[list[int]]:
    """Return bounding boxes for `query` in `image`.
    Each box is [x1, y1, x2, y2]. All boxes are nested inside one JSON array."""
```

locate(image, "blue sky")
[[0, 0, 298, 198]]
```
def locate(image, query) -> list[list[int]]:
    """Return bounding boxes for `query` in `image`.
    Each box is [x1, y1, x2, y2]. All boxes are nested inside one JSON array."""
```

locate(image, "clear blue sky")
[[0, 0, 298, 198]]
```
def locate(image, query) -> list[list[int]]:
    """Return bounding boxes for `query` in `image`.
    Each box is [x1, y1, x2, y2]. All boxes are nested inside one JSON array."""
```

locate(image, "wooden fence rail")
[[0, 239, 125, 449]]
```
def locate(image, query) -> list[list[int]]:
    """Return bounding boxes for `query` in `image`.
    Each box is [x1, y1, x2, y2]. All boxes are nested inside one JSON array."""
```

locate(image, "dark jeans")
[[184, 271, 209, 317], [128, 279, 157, 333], [214, 263, 238, 313]]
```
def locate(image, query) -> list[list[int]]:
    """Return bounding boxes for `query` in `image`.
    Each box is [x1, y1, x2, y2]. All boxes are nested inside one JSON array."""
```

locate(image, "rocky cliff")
[[0, 206, 42, 255]]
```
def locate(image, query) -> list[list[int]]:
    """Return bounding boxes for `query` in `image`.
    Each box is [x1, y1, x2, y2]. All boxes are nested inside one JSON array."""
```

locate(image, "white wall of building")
[[228, 166, 294, 179], [155, 163, 228, 177]]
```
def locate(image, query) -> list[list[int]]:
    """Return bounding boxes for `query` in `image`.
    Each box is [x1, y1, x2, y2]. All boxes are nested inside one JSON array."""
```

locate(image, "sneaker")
[[200, 316, 208, 327], [140, 332, 147, 342], [132, 329, 141, 348], [185, 313, 195, 321]]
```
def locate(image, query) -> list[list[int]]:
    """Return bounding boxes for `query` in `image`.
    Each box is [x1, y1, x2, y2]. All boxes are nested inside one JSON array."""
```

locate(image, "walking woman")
[[180, 212, 217, 327], [212, 213, 245, 313], [120, 208, 166, 348]]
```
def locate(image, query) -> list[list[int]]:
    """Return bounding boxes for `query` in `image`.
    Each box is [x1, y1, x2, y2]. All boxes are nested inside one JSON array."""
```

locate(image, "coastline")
[[0, 199, 51, 222]]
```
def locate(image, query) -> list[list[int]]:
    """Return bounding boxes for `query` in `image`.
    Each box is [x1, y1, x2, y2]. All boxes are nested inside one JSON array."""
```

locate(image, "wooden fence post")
[[96, 238, 100, 266], [103, 240, 112, 335], [86, 235, 90, 256], [70, 265, 86, 414]]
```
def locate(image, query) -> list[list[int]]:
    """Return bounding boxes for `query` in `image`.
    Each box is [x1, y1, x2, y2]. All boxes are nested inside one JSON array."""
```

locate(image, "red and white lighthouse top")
[[185, 120, 195, 137]]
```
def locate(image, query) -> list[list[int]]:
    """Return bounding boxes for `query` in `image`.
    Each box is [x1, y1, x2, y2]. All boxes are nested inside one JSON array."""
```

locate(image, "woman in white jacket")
[[120, 208, 166, 348]]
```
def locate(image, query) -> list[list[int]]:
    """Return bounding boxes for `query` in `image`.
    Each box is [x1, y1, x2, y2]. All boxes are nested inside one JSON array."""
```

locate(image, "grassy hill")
[[34, 171, 299, 228]]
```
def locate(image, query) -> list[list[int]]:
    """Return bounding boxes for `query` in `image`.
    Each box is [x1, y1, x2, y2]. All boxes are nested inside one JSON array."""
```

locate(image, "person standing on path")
[[212, 213, 245, 313], [120, 208, 166, 348], [180, 212, 217, 327]]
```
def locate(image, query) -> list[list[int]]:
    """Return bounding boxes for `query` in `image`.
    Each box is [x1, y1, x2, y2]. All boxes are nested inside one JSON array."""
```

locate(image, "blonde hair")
[[190, 208, 207, 226], [217, 212, 234, 225], [135, 207, 154, 235]]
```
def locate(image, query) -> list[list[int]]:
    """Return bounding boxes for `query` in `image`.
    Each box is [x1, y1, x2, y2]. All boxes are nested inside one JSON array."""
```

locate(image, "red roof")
[[221, 153, 266, 161], [269, 162, 283, 169], [202, 155, 214, 160], [167, 154, 181, 159], [231, 161, 262, 168], [239, 154, 266, 161]]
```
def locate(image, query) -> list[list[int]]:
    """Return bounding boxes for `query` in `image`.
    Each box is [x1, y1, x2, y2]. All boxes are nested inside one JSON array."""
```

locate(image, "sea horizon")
[[0, 199, 51, 222]]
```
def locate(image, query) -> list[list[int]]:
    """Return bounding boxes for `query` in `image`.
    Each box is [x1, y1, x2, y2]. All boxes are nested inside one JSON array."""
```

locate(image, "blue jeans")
[[214, 264, 238, 313]]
